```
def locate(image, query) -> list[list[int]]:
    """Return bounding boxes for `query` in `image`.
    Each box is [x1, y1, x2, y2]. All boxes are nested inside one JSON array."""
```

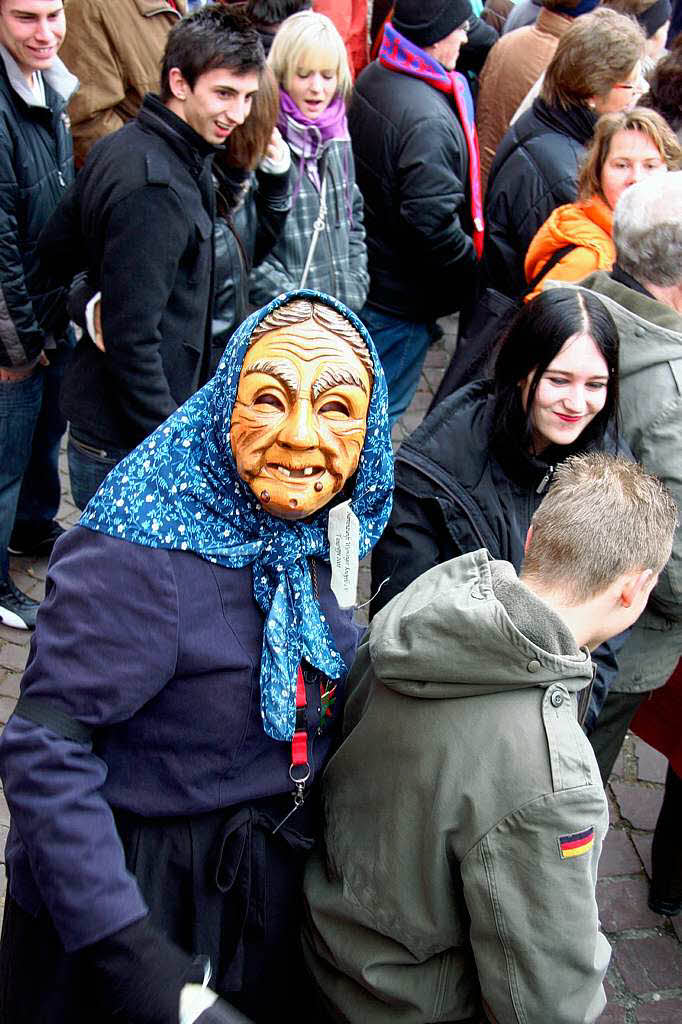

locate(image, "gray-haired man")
[[575, 172, 682, 782]]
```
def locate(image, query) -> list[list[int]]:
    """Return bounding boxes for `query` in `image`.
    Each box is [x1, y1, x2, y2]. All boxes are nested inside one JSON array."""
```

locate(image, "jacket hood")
[[525, 196, 614, 283], [369, 548, 592, 699], [548, 275, 682, 375], [0, 46, 78, 107]]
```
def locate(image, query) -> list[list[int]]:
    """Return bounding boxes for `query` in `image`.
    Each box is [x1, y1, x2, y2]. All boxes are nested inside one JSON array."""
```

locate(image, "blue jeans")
[[0, 346, 69, 581], [67, 434, 130, 511], [359, 305, 435, 426]]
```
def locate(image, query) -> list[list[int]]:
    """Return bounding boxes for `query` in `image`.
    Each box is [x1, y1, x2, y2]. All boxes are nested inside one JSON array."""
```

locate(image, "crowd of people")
[[0, 1, 681, 1022]]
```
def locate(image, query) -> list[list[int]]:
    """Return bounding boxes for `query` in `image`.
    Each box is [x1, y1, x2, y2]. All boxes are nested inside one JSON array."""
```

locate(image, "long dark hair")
[[492, 289, 620, 456]]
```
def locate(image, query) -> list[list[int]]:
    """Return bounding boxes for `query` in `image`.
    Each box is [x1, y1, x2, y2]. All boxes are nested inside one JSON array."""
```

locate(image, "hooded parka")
[[551, 273, 682, 692], [303, 550, 610, 1024], [58, 0, 185, 166]]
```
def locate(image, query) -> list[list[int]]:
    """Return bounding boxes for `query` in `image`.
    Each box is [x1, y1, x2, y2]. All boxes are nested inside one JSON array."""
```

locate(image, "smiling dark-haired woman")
[[371, 287, 631, 729]]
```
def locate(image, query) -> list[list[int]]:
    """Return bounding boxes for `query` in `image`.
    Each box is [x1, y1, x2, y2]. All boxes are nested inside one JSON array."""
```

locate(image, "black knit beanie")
[[393, 0, 472, 47]]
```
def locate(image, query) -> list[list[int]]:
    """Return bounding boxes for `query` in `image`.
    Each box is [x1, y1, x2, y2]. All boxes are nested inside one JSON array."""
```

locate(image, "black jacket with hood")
[[370, 380, 631, 723]]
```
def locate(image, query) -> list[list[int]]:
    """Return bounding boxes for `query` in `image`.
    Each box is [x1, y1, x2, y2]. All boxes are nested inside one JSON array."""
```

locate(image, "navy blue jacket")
[[0, 527, 359, 953]]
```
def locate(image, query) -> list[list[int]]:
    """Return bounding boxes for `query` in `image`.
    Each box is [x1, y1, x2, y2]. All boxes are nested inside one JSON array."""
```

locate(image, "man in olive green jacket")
[[303, 454, 676, 1024], [60, 0, 185, 166]]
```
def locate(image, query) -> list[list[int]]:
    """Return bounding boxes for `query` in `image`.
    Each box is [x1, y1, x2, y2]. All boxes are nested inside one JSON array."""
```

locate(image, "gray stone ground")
[[1, 315, 680, 1020]]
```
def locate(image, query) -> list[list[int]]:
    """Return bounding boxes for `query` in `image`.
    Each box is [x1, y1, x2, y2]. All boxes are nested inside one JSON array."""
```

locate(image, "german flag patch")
[[558, 826, 595, 859]]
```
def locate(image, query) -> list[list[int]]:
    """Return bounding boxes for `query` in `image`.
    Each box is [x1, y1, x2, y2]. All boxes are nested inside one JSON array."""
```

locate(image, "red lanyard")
[[273, 667, 310, 835], [291, 665, 308, 770], [290, 666, 310, 796]]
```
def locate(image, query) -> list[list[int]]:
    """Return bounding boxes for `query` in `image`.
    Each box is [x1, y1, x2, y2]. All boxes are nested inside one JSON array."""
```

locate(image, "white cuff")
[[179, 983, 220, 1024], [259, 142, 291, 175], [85, 291, 102, 344]]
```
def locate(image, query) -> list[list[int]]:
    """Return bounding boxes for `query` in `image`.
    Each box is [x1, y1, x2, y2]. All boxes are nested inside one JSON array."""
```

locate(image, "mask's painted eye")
[[254, 393, 285, 412], [319, 399, 350, 416]]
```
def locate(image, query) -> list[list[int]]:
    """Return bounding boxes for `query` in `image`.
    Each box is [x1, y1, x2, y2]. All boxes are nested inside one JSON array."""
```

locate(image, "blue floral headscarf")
[[81, 290, 393, 741]]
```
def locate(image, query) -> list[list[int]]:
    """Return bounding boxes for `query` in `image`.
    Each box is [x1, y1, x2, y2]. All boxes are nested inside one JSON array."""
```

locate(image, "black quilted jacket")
[[348, 60, 478, 321], [0, 50, 76, 368]]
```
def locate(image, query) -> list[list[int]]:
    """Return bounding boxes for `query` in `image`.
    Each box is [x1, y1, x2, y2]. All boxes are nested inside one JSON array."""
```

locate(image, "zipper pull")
[[536, 465, 555, 494], [57, 171, 66, 188]]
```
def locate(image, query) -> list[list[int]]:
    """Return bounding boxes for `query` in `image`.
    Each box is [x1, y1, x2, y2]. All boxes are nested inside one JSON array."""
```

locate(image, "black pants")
[[0, 797, 320, 1023], [588, 689, 647, 784], [651, 765, 682, 905]]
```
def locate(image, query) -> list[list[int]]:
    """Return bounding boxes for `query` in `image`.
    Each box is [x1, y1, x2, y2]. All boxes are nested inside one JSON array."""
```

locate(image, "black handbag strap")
[[524, 242, 578, 296]]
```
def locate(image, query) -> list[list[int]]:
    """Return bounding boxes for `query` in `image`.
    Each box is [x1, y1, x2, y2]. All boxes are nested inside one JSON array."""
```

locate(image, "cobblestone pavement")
[[0, 318, 680, 1020]]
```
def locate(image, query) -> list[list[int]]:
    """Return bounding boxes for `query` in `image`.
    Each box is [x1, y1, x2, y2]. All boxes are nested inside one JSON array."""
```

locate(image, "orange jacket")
[[524, 194, 615, 301]]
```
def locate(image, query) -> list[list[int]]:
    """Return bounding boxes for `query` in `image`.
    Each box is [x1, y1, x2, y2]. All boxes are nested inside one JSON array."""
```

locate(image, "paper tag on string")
[[327, 500, 360, 609]]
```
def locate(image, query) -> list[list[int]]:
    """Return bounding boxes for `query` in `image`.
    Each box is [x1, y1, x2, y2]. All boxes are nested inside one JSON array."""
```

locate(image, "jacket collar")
[[531, 96, 597, 147], [610, 263, 657, 300], [0, 44, 78, 110], [535, 8, 574, 38], [138, 93, 217, 174], [580, 194, 613, 236], [135, 0, 186, 15]]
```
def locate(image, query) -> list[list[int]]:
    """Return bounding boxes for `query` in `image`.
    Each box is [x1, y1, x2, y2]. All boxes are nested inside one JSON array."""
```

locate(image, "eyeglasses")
[[613, 71, 647, 92]]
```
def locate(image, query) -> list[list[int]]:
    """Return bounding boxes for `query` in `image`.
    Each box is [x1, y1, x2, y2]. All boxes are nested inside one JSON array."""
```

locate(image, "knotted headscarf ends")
[[378, 22, 484, 258], [80, 290, 393, 742]]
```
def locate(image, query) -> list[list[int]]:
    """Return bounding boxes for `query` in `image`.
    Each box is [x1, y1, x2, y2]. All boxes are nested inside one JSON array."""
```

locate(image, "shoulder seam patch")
[[145, 152, 171, 186]]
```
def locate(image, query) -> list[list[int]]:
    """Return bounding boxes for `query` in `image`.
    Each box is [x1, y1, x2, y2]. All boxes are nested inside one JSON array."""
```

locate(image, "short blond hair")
[[542, 9, 646, 111], [578, 107, 682, 201], [521, 454, 677, 603], [268, 10, 352, 101]]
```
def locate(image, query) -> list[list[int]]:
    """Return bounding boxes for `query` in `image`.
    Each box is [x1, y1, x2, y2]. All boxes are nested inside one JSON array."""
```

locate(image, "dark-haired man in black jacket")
[[39, 4, 264, 509]]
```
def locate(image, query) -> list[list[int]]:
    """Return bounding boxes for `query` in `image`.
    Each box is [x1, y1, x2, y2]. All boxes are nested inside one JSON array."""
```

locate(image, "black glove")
[[86, 915, 202, 1023], [67, 269, 96, 330]]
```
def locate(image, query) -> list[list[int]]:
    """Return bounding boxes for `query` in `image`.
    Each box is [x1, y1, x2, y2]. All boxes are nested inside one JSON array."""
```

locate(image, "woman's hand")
[[264, 127, 288, 166], [93, 299, 104, 352]]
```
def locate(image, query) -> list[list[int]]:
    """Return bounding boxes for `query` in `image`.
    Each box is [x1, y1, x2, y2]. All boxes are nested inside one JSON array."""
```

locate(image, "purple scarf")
[[277, 90, 349, 158], [277, 90, 352, 221]]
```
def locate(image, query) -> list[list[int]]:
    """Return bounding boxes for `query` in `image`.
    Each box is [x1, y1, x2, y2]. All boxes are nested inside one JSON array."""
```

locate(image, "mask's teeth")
[[303, 466, 314, 476], [278, 465, 291, 478]]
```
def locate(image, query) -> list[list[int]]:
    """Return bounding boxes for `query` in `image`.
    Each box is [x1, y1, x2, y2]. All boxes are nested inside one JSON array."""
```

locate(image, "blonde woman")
[[524, 107, 682, 298], [249, 10, 369, 311]]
